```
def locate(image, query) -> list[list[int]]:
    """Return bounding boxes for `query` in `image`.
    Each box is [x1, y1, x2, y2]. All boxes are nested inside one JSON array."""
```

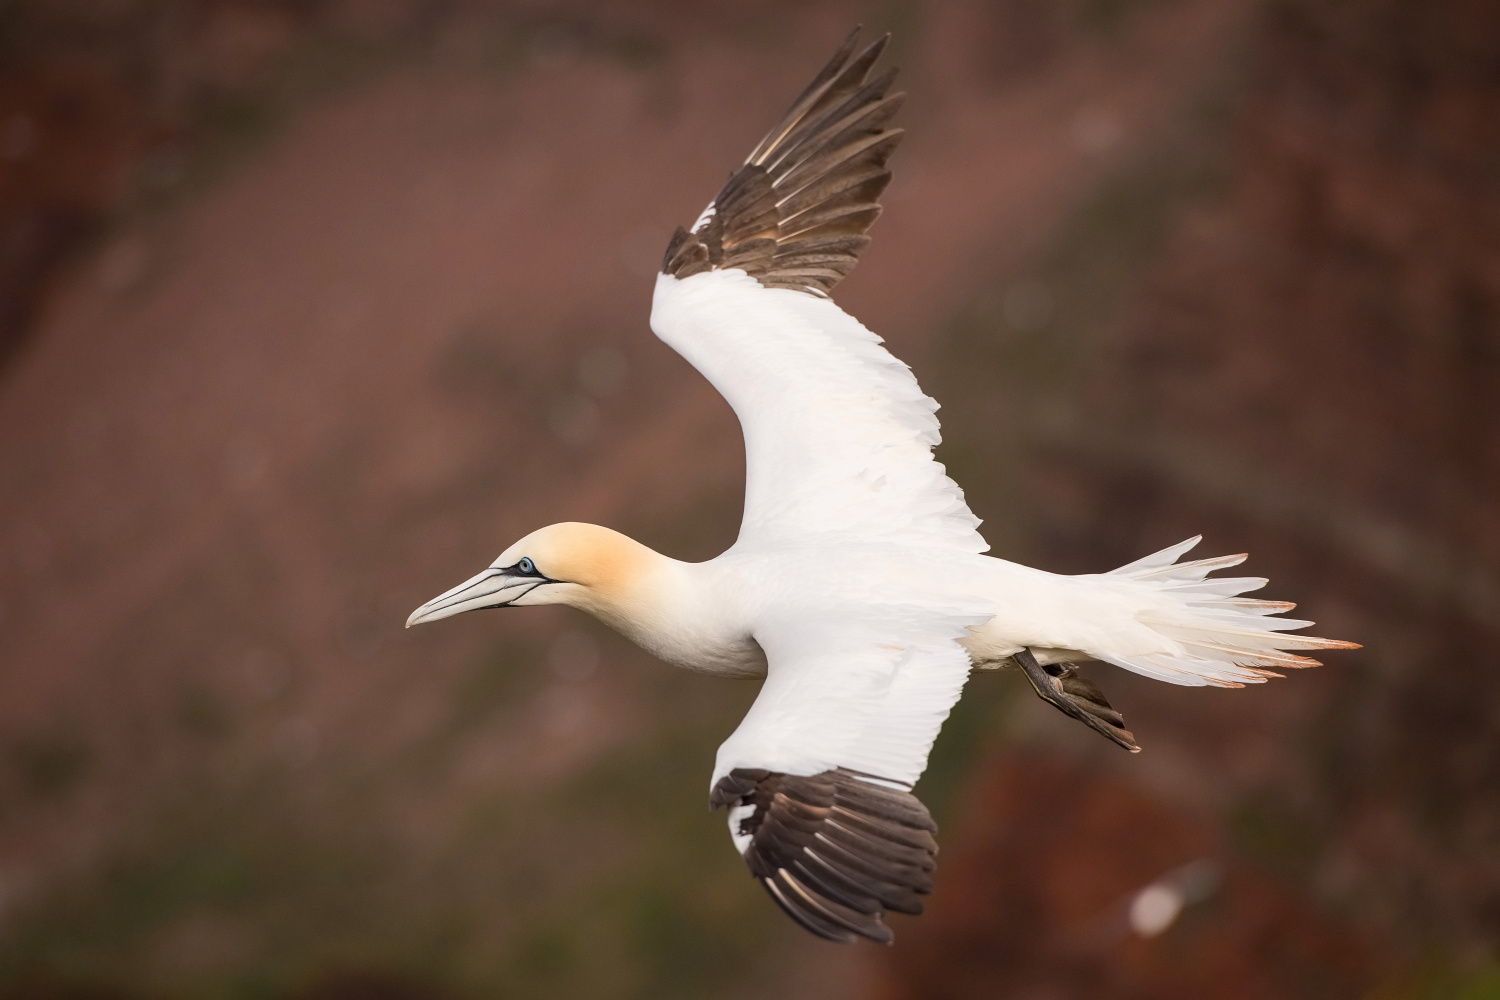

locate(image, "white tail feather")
[[1125, 553, 1248, 581], [1102, 538, 1358, 688], [1110, 535, 1203, 575], [1192, 597, 1299, 615]]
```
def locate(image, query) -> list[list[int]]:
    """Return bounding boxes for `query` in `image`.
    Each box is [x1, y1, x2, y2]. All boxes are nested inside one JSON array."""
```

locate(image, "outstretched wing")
[[649, 32, 984, 552]]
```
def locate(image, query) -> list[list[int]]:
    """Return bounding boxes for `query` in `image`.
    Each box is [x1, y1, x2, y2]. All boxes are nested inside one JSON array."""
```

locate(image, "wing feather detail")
[[661, 29, 903, 296], [651, 270, 984, 550], [710, 768, 939, 944]]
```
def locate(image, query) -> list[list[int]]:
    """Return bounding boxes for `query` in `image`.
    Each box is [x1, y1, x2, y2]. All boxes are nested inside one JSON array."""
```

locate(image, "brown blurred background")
[[0, 1, 1496, 997]]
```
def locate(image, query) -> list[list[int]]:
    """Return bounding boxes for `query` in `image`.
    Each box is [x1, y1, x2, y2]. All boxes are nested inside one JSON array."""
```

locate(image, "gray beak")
[[406, 566, 546, 628]]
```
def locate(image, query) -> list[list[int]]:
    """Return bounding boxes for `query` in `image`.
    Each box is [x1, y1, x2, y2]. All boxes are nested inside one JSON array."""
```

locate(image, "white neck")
[[573, 553, 763, 678]]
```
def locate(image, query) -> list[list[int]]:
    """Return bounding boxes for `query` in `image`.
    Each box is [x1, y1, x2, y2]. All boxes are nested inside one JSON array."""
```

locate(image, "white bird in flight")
[[406, 30, 1357, 944]]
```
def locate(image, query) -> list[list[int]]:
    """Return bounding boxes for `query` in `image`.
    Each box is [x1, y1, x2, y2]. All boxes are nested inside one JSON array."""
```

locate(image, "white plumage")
[[652, 268, 984, 553], [649, 267, 1351, 793], [407, 29, 1356, 944]]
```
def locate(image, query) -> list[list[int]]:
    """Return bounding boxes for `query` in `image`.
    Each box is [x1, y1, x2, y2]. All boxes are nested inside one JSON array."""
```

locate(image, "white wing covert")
[[652, 272, 983, 551]]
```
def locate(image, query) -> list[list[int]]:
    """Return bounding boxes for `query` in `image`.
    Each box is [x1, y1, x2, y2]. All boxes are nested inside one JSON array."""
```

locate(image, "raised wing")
[[707, 586, 990, 943], [651, 31, 983, 551], [661, 29, 903, 297]]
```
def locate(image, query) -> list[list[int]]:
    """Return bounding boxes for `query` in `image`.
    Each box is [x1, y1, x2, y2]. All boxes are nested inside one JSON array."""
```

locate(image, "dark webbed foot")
[[1014, 648, 1140, 752]]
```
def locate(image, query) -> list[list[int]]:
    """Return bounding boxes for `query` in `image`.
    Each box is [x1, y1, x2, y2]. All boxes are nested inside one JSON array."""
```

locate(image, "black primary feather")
[[662, 29, 904, 297], [710, 767, 938, 944]]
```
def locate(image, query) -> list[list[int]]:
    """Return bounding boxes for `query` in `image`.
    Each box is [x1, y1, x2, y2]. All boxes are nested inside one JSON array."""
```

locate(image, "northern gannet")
[[406, 31, 1357, 944]]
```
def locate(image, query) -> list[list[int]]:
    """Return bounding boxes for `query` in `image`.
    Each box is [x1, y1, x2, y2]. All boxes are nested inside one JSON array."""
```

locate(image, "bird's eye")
[[518, 557, 535, 575]]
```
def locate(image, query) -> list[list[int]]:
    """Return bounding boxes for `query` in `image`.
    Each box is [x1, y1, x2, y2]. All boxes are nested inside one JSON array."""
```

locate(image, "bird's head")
[[405, 522, 655, 628]]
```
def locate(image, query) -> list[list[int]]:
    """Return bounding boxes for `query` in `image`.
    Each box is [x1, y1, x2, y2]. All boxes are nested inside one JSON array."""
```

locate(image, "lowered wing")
[[708, 582, 991, 944]]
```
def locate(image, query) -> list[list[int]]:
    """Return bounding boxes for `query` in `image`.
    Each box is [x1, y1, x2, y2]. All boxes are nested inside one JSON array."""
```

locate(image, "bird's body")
[[407, 31, 1356, 944]]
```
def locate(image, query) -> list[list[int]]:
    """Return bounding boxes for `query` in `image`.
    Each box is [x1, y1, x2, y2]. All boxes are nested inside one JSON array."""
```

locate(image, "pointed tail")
[[1098, 536, 1359, 688]]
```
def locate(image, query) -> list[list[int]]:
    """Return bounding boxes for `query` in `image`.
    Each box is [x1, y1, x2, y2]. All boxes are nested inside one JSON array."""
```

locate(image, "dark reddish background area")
[[0, 1, 1496, 998]]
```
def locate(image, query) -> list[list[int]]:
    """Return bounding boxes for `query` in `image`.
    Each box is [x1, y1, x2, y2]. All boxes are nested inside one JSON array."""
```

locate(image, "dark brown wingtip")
[[745, 27, 866, 167], [713, 768, 938, 944], [815, 26, 869, 94], [844, 31, 893, 88], [662, 28, 905, 295]]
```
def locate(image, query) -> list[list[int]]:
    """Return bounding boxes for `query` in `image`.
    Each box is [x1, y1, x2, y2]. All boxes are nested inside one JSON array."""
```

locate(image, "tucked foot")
[[1014, 648, 1141, 752]]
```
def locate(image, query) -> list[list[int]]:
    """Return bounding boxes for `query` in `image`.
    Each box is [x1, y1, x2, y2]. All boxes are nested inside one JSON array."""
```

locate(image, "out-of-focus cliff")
[[877, 0, 1500, 996]]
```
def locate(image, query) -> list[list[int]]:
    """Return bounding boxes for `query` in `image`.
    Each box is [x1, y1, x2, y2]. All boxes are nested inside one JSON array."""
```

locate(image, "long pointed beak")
[[406, 566, 543, 628]]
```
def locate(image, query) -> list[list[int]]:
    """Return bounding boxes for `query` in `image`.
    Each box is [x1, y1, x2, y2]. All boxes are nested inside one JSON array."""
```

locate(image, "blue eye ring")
[[518, 557, 536, 575]]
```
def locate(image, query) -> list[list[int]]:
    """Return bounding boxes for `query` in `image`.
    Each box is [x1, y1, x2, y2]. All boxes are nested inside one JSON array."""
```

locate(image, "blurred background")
[[0, 0, 1496, 997]]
